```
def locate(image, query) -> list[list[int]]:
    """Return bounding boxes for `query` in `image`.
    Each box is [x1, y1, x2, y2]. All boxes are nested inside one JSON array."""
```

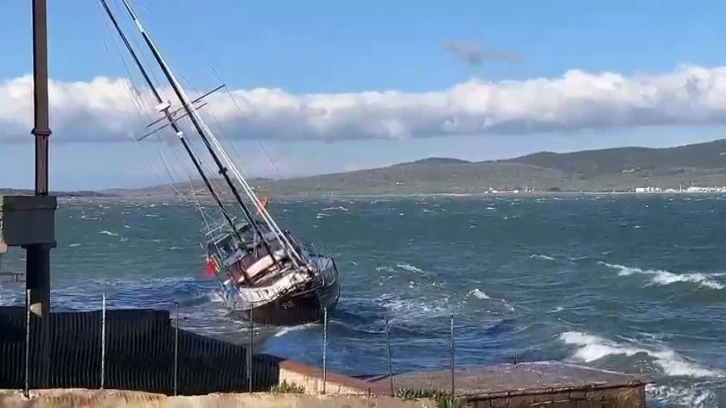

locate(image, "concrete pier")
[[369, 362, 649, 407]]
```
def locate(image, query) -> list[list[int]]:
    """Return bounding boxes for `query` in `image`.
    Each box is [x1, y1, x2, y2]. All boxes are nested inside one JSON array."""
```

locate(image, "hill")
[[5, 139, 726, 197], [0, 189, 111, 198], [499, 139, 726, 178]]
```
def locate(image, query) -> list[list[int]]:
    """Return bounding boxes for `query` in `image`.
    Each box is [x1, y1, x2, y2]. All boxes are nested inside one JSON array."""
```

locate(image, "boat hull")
[[243, 276, 340, 326], [221, 255, 341, 327]]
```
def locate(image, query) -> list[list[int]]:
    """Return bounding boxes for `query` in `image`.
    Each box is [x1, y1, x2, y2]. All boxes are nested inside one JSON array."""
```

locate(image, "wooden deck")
[[371, 361, 649, 407]]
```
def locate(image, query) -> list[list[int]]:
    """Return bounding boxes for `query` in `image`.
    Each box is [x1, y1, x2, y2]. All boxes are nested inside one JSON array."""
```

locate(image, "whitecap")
[[599, 262, 724, 290], [560, 331, 721, 378], [468, 288, 490, 299], [396, 263, 423, 273], [530, 254, 556, 261]]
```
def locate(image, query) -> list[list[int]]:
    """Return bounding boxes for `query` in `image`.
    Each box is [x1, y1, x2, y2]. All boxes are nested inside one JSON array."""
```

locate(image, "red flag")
[[256, 195, 269, 217], [204, 256, 217, 277]]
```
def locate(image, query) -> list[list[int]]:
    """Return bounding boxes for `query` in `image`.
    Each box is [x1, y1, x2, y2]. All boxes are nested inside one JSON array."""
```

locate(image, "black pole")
[[28, 0, 52, 316], [116, 0, 276, 265], [27, 0, 54, 389]]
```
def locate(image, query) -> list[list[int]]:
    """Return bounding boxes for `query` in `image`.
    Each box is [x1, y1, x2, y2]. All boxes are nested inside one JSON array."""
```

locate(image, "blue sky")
[[2, 0, 726, 190]]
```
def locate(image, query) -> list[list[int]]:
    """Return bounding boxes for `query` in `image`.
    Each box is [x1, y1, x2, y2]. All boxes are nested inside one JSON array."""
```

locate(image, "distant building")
[[634, 187, 662, 193]]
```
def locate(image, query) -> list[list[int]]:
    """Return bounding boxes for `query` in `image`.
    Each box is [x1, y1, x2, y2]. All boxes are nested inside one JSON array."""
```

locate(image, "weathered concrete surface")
[[373, 362, 649, 408], [277, 358, 390, 395], [0, 390, 435, 408]]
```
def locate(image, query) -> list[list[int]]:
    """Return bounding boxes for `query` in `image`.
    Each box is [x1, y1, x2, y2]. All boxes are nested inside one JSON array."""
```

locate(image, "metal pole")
[[322, 307, 328, 395], [27, 0, 52, 315], [28, 0, 54, 389], [385, 315, 394, 396], [100, 294, 106, 389], [450, 315, 455, 395], [24, 289, 31, 398], [174, 302, 179, 396], [247, 309, 253, 393]]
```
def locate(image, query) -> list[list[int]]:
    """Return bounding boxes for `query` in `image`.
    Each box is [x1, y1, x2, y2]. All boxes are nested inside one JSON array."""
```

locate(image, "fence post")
[[450, 314, 455, 395], [247, 308, 253, 393], [24, 289, 30, 398], [174, 302, 179, 396], [100, 293, 106, 389], [385, 315, 394, 396], [322, 307, 328, 395]]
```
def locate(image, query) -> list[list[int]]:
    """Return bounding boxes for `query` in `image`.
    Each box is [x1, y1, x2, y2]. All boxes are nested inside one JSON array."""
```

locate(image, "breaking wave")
[[560, 331, 721, 378], [599, 262, 724, 290]]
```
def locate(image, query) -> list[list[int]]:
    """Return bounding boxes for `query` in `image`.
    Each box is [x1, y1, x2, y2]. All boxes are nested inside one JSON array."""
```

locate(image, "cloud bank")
[[2, 64, 726, 143]]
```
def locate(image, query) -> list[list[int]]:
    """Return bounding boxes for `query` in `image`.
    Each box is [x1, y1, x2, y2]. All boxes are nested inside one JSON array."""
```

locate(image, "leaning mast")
[[109, 0, 279, 262], [98, 0, 244, 243], [116, 0, 306, 267]]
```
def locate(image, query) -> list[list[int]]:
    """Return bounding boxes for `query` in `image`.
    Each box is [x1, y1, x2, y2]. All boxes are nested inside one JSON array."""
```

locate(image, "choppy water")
[[1, 194, 725, 407]]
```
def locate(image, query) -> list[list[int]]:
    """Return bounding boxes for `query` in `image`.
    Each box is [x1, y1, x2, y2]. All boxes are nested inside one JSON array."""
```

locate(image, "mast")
[[115, 0, 305, 266], [108, 0, 278, 265], [117, 0, 307, 267], [97, 1, 251, 280]]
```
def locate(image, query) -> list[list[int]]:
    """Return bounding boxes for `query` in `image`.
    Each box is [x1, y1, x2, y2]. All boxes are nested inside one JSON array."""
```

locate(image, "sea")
[[1, 193, 725, 407]]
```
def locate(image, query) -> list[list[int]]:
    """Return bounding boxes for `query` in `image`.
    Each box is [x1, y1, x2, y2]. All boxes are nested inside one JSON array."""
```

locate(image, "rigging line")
[[113, 0, 163, 92], [174, 48, 254, 180], [206, 67, 284, 181], [99, 0, 245, 254], [178, 83, 305, 268], [172, 67, 254, 203], [118, 3, 306, 276], [102, 3, 241, 292], [222, 85, 285, 181], [98, 2, 199, 213], [177, 43, 286, 224], [171, 65, 259, 209], [116, 0, 284, 269]]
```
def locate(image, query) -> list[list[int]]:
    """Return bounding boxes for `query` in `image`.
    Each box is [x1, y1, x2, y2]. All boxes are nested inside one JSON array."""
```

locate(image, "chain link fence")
[[0, 291, 465, 398]]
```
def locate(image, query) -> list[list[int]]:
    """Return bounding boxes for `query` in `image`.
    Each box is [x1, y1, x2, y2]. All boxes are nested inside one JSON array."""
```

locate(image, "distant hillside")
[[6, 139, 726, 197], [500, 139, 726, 178], [0, 189, 110, 198]]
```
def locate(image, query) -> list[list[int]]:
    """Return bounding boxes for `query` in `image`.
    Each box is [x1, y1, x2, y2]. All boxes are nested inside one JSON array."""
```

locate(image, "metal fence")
[[0, 291, 465, 398]]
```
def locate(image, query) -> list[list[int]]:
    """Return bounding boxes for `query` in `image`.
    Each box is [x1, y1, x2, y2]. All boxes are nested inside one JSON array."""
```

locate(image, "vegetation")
[[139, 138, 726, 195], [7, 139, 726, 196], [269, 380, 306, 394], [395, 388, 470, 408], [500, 138, 726, 177]]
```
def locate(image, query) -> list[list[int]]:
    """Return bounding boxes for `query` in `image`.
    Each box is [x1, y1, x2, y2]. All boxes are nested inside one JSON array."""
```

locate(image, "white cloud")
[[2, 64, 726, 143]]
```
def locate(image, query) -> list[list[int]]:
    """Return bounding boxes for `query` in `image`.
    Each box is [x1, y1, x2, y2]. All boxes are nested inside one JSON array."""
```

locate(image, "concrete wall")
[[0, 390, 435, 408], [276, 359, 390, 395], [470, 384, 646, 408]]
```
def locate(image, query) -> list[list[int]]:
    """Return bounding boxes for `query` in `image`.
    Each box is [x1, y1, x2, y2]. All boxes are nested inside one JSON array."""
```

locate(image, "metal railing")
[[0, 292, 466, 398]]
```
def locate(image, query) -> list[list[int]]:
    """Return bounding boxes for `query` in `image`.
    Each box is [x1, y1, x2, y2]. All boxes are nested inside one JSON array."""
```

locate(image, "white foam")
[[396, 263, 423, 273], [466, 289, 515, 313], [560, 331, 721, 378], [98, 230, 119, 237], [468, 289, 490, 299], [321, 206, 349, 212], [273, 323, 317, 338], [377, 294, 451, 323], [599, 262, 724, 290], [647, 384, 718, 408], [530, 254, 556, 261]]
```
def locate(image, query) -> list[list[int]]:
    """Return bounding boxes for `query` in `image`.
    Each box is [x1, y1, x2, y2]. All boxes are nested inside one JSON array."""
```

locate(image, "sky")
[[2, 0, 726, 190]]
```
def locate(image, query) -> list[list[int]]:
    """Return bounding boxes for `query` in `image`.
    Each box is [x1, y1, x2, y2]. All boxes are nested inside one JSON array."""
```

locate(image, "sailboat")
[[99, 0, 340, 326]]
